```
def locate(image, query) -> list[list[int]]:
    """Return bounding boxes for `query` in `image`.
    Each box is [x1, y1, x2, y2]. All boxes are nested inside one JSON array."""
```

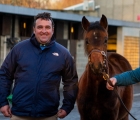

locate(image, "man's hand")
[[57, 109, 67, 119], [0, 105, 12, 117], [106, 77, 117, 90]]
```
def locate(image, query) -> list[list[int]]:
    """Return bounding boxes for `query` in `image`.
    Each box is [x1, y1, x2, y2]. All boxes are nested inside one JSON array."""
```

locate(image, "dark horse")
[[77, 15, 133, 120]]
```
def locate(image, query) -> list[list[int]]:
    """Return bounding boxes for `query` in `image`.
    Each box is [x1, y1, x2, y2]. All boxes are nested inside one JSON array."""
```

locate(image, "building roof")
[[0, 4, 140, 28]]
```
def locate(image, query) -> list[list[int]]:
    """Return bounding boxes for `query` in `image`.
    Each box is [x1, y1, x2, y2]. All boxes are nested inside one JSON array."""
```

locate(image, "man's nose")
[[42, 28, 47, 32]]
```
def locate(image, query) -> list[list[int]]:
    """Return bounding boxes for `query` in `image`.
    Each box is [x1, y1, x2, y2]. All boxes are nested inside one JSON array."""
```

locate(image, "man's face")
[[33, 18, 54, 44]]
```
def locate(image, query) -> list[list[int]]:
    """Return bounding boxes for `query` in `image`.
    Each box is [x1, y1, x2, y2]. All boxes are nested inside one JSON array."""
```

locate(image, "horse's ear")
[[82, 16, 90, 31], [100, 14, 108, 31]]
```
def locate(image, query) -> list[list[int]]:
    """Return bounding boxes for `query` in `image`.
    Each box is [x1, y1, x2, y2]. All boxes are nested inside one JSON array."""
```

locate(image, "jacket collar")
[[30, 34, 55, 49]]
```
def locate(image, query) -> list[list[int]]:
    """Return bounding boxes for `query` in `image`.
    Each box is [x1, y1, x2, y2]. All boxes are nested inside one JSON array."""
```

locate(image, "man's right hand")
[[57, 109, 67, 119], [0, 105, 12, 117], [106, 77, 117, 90]]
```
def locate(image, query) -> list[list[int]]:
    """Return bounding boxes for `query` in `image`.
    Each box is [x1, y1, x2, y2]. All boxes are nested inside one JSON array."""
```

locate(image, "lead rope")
[[102, 71, 137, 120]]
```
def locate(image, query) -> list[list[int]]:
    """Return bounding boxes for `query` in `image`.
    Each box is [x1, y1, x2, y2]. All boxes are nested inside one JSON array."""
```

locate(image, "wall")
[[117, 27, 140, 69], [124, 36, 139, 69], [76, 39, 88, 78], [94, 0, 140, 22], [0, 36, 10, 65]]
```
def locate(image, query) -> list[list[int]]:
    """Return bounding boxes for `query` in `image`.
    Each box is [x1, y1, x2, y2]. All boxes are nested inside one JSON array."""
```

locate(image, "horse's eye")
[[104, 38, 108, 43], [85, 38, 89, 44]]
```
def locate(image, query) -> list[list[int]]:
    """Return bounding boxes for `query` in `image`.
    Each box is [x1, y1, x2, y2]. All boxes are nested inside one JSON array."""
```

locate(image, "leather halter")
[[88, 49, 108, 75]]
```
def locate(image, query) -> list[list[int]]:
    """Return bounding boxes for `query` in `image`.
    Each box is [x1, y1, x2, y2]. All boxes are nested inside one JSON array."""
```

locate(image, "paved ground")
[[1, 84, 140, 120], [129, 83, 140, 120]]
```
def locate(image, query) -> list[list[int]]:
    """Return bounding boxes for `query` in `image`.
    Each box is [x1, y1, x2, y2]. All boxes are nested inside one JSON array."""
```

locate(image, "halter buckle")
[[103, 73, 109, 80], [101, 51, 106, 56]]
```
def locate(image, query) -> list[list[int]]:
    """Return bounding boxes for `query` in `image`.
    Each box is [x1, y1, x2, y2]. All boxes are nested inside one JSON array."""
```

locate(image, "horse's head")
[[82, 15, 108, 74]]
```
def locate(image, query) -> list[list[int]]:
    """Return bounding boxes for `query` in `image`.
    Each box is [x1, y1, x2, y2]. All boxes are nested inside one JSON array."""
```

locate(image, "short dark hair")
[[33, 12, 54, 27]]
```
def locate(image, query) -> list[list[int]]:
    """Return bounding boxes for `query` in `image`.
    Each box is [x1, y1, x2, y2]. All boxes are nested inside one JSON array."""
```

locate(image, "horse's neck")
[[84, 64, 107, 96]]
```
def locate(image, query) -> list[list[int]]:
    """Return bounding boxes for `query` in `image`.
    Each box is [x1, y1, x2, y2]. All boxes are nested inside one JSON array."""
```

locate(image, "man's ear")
[[33, 27, 35, 34], [52, 27, 54, 34]]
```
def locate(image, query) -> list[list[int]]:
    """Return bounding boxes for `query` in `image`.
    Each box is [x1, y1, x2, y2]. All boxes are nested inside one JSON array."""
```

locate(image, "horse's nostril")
[[90, 63, 103, 74]]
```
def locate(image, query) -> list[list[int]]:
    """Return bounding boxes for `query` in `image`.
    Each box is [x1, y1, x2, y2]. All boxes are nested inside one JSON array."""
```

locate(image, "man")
[[106, 67, 140, 90], [0, 12, 78, 120]]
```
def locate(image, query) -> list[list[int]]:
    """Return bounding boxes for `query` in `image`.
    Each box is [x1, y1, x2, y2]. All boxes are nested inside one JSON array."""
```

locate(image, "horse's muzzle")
[[89, 62, 103, 74]]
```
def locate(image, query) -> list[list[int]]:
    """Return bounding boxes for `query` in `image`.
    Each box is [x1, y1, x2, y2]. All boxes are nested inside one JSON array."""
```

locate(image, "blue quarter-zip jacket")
[[0, 34, 78, 117]]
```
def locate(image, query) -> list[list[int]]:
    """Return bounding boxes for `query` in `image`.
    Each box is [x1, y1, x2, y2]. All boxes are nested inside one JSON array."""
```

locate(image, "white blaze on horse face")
[[93, 32, 97, 39]]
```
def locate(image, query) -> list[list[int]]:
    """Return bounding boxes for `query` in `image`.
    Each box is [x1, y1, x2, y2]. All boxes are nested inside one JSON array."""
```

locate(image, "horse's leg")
[[77, 72, 89, 120], [77, 107, 84, 120], [77, 105, 88, 120]]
